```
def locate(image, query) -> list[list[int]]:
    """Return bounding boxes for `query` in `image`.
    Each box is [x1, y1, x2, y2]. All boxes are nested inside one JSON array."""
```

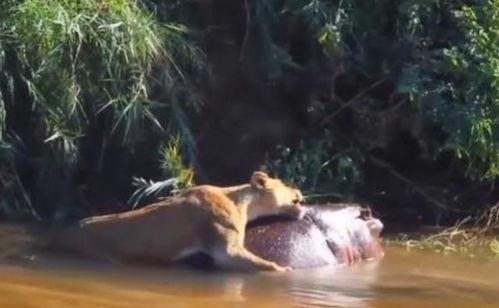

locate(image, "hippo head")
[[245, 203, 384, 268], [302, 204, 384, 264]]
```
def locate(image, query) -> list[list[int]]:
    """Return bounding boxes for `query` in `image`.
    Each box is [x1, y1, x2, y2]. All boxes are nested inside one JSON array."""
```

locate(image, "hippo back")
[[245, 203, 384, 268], [245, 217, 338, 268]]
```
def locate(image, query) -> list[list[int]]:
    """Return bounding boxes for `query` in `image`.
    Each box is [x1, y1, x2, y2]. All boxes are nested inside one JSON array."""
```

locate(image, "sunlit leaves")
[[128, 137, 194, 207], [0, 0, 201, 218], [398, 0, 499, 180]]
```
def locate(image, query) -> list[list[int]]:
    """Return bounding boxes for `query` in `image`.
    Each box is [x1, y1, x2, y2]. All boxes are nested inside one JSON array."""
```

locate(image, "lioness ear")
[[250, 171, 269, 189]]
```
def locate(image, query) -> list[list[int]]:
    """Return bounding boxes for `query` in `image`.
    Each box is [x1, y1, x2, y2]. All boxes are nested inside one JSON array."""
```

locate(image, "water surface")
[[1, 226, 498, 308]]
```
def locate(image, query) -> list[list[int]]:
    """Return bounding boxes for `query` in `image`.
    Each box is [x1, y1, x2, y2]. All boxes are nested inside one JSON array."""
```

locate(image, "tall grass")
[[0, 0, 202, 220], [8, 0, 178, 151]]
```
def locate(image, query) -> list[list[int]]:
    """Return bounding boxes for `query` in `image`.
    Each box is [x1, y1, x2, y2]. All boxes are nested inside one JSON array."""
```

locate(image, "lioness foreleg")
[[213, 244, 289, 271], [208, 225, 290, 272]]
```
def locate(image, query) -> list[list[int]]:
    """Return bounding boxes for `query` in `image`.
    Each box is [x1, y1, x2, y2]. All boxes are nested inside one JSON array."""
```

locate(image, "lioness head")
[[247, 171, 305, 220]]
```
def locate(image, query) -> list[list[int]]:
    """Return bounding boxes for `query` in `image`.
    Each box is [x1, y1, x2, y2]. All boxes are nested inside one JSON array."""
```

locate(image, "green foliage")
[[395, 0, 499, 180], [332, 2, 499, 220], [159, 136, 195, 188], [0, 0, 201, 219], [5, 0, 197, 149], [252, 0, 499, 217], [264, 0, 499, 183], [266, 132, 363, 201], [364, 1, 499, 180], [3, 0, 499, 222], [129, 137, 194, 207]]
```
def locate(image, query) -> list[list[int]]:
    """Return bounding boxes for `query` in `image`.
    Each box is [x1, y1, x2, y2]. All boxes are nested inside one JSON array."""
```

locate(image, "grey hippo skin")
[[244, 204, 384, 268]]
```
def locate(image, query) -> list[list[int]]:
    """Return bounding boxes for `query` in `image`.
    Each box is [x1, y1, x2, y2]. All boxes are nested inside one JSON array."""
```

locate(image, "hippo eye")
[[292, 198, 300, 205]]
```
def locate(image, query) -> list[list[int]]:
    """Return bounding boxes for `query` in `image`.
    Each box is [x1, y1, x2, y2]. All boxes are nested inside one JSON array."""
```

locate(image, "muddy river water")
[[1, 227, 499, 308]]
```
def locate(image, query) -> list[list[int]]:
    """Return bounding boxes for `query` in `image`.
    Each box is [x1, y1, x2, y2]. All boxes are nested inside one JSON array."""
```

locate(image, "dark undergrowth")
[[1, 0, 499, 232]]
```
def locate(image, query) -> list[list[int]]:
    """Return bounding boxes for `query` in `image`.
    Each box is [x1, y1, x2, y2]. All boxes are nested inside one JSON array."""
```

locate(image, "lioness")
[[57, 171, 304, 271]]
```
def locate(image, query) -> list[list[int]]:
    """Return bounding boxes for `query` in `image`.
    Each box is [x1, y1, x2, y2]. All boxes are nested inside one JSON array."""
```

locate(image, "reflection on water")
[[1, 225, 499, 308]]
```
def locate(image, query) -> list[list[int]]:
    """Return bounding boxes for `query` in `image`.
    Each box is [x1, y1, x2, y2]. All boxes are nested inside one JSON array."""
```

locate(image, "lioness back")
[[57, 171, 304, 271]]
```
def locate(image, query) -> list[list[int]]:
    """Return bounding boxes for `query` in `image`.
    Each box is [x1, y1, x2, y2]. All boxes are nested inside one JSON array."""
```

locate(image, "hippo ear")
[[250, 171, 268, 190]]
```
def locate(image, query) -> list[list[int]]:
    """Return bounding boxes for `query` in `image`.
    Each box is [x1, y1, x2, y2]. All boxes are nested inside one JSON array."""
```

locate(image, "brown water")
[[1, 228, 499, 308]]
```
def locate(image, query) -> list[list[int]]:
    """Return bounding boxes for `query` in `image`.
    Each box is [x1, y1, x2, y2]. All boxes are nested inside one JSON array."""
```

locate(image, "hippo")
[[244, 203, 384, 268]]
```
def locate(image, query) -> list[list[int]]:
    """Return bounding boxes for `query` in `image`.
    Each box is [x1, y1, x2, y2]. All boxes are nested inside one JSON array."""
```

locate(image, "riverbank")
[[384, 204, 499, 259]]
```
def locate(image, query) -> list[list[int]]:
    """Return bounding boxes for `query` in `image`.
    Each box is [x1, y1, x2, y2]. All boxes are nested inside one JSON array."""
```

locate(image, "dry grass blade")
[[388, 203, 499, 258]]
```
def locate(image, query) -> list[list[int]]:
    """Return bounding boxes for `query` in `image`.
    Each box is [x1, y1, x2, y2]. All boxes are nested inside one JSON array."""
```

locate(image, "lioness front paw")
[[274, 264, 293, 272]]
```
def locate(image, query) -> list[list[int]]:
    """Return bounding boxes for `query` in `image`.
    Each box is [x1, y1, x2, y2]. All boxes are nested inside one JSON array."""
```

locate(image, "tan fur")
[[58, 171, 304, 271]]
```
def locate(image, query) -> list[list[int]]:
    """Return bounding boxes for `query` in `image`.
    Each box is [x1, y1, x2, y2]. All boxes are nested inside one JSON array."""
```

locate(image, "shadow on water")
[[1, 224, 499, 308]]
